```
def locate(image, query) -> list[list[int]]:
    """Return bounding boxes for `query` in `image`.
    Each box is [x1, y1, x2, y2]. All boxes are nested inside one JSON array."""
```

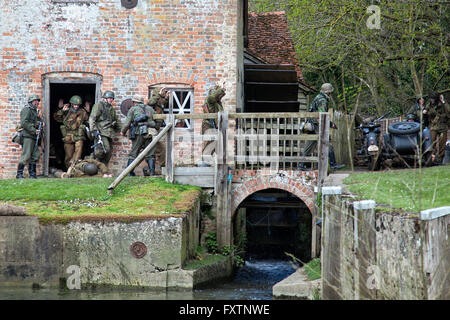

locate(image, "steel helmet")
[[103, 91, 115, 99], [303, 122, 314, 133], [69, 95, 82, 105], [132, 95, 144, 104], [82, 162, 98, 176], [28, 94, 41, 103], [320, 83, 334, 94]]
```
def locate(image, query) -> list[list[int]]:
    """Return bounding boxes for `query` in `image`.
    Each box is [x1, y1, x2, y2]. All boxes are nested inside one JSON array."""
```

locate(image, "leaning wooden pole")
[[107, 123, 173, 194]]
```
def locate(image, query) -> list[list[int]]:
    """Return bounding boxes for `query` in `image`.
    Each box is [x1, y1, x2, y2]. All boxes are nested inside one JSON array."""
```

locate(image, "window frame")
[[149, 86, 194, 131]]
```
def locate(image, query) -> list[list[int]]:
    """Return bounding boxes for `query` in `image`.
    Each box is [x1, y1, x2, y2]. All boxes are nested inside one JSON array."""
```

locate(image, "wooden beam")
[[107, 122, 173, 193]]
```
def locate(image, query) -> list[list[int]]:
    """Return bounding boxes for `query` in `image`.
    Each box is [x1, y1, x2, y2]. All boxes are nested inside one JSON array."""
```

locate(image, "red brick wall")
[[231, 169, 317, 214], [0, 0, 243, 178]]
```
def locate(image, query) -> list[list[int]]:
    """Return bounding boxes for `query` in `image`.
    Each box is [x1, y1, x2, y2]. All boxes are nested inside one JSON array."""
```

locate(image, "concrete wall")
[[321, 187, 449, 300], [0, 0, 244, 177], [0, 199, 201, 288]]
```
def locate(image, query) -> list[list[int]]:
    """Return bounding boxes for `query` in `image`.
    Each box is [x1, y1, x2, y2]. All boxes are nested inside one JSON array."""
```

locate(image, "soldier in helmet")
[[16, 94, 44, 179], [299, 83, 343, 170], [148, 87, 170, 175], [54, 95, 89, 169], [88, 90, 122, 165], [121, 95, 157, 176], [200, 85, 226, 164], [406, 94, 427, 126], [58, 158, 111, 178]]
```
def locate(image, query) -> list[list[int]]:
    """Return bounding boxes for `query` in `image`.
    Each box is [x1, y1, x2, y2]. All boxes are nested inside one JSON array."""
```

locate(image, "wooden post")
[[107, 123, 173, 193], [321, 186, 342, 300], [216, 111, 231, 248], [318, 112, 330, 188], [165, 114, 175, 184]]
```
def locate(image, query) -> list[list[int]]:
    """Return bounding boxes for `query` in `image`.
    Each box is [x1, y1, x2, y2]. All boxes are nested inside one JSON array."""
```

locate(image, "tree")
[[249, 0, 449, 116]]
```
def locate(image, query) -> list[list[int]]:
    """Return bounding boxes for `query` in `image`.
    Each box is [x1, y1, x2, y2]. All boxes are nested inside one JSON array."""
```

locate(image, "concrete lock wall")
[[0, 0, 244, 178], [0, 200, 203, 288], [321, 187, 450, 300]]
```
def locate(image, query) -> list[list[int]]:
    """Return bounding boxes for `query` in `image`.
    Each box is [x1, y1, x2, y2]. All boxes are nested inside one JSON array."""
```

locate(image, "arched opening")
[[233, 188, 312, 262]]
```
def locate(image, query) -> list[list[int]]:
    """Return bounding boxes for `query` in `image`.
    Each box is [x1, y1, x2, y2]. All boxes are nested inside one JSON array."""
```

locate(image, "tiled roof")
[[247, 11, 305, 84]]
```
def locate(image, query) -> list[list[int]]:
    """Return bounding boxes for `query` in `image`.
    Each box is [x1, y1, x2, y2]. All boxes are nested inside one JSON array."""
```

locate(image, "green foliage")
[[304, 258, 321, 281], [205, 232, 218, 254], [249, 0, 449, 117]]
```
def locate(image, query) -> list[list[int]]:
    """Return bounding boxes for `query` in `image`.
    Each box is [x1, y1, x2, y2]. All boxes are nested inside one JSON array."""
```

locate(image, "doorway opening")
[[48, 83, 96, 172], [234, 188, 312, 262]]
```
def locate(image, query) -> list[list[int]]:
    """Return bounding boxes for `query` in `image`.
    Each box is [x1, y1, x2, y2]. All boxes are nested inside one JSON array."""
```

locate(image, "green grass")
[[183, 254, 228, 270], [0, 177, 201, 223], [304, 258, 321, 281], [343, 166, 450, 212]]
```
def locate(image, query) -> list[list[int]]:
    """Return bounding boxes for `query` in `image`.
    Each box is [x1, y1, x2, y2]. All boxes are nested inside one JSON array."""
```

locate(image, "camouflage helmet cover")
[[69, 95, 83, 105], [82, 162, 98, 176], [320, 83, 334, 94], [28, 94, 40, 103], [132, 95, 144, 104], [103, 90, 115, 99]]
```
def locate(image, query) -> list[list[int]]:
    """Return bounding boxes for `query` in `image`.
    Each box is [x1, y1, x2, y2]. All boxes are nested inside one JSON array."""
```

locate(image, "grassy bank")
[[0, 177, 201, 223], [343, 166, 450, 212]]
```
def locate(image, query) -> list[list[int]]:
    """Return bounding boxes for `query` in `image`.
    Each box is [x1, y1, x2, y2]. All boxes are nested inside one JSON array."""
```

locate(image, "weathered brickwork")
[[0, 0, 244, 178], [231, 169, 317, 214]]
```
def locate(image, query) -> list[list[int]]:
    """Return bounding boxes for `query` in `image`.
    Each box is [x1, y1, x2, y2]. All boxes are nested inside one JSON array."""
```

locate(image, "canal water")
[[0, 259, 297, 300]]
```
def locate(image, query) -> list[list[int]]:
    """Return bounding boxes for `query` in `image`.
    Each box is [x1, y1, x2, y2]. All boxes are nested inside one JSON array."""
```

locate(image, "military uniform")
[[89, 95, 121, 165], [148, 88, 169, 171], [122, 96, 157, 175], [54, 99, 88, 169], [17, 95, 42, 178], [426, 99, 450, 162], [63, 158, 109, 178], [201, 87, 225, 135], [302, 92, 329, 159]]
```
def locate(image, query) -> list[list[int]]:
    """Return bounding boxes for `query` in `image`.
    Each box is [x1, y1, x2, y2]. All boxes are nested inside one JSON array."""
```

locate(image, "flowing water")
[[0, 259, 297, 300]]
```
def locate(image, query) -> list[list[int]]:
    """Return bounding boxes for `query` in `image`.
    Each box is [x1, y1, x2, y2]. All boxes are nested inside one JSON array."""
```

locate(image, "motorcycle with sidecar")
[[381, 117, 433, 167]]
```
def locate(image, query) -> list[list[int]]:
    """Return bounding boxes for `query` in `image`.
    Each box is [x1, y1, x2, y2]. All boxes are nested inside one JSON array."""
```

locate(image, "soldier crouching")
[[121, 95, 158, 176]]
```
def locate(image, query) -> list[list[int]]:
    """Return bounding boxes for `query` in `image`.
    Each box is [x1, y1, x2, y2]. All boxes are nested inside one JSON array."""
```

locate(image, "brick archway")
[[230, 171, 317, 216]]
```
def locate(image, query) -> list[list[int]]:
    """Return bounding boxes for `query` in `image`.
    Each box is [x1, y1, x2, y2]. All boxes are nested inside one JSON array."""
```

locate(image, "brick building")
[[0, 0, 245, 178]]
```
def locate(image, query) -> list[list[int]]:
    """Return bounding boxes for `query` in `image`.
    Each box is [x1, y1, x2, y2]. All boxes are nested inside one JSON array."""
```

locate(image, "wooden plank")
[[318, 113, 330, 187], [165, 114, 175, 184], [107, 122, 173, 192]]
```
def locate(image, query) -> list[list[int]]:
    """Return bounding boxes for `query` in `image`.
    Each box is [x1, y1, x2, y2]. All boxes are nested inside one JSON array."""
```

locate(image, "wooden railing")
[[108, 111, 330, 193], [153, 111, 330, 183]]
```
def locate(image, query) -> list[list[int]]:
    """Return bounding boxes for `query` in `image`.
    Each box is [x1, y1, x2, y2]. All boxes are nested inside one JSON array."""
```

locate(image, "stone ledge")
[[420, 206, 450, 221], [272, 267, 321, 300]]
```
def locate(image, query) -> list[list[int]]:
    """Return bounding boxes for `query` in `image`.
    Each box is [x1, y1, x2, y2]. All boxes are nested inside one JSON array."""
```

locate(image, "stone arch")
[[231, 175, 315, 216], [148, 71, 196, 88]]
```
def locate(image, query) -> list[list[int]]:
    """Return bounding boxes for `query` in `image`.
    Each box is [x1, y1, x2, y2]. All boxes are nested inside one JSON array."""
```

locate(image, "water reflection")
[[0, 260, 296, 300]]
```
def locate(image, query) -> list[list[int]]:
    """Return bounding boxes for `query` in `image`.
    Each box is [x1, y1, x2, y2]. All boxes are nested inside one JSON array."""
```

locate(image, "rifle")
[[33, 120, 43, 154], [91, 131, 107, 154]]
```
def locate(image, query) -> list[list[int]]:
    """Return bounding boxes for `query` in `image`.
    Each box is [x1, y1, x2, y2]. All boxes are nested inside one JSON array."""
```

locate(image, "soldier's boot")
[[127, 159, 136, 177], [147, 156, 155, 176], [16, 163, 25, 179], [29, 164, 37, 179]]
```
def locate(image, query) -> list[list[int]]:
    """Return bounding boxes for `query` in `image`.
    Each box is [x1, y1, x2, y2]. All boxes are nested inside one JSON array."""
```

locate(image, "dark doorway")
[[49, 83, 96, 171], [234, 189, 312, 262]]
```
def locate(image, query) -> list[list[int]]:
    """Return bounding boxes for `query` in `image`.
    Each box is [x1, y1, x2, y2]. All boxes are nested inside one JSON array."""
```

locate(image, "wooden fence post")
[[165, 114, 175, 184], [318, 112, 330, 188], [321, 186, 342, 300], [216, 111, 231, 248]]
